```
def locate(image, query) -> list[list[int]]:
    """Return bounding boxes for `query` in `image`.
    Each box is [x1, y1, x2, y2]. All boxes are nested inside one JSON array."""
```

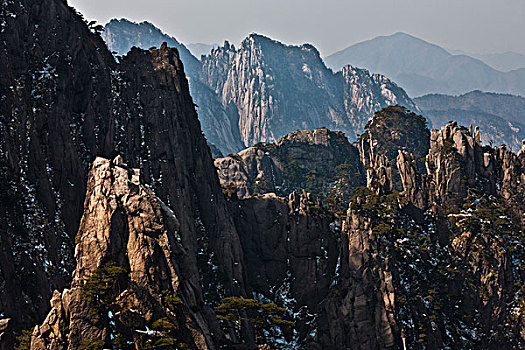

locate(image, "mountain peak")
[[390, 31, 416, 38], [325, 30, 525, 97]]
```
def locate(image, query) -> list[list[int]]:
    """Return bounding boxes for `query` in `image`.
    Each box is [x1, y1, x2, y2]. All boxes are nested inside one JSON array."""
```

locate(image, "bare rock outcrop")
[[215, 128, 365, 207], [315, 195, 397, 349], [31, 157, 221, 349], [0, 0, 248, 334], [313, 118, 525, 349], [359, 106, 430, 192], [227, 191, 339, 341], [201, 34, 418, 147], [425, 122, 499, 209], [397, 150, 428, 211]]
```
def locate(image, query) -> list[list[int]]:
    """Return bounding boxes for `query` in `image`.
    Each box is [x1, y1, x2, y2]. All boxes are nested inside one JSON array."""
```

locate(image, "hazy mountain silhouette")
[[325, 32, 525, 97]]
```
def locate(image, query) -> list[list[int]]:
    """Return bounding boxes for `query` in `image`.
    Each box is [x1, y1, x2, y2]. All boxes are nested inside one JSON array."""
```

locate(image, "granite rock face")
[[215, 128, 365, 208], [201, 34, 419, 147], [31, 157, 221, 349], [103, 19, 244, 155], [358, 106, 430, 193], [0, 0, 116, 329], [0, 0, 246, 336], [314, 120, 525, 349], [227, 191, 339, 341], [316, 198, 397, 350]]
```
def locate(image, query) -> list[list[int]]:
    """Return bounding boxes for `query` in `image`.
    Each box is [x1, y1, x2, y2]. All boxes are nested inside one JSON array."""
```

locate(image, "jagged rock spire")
[[32, 157, 218, 349]]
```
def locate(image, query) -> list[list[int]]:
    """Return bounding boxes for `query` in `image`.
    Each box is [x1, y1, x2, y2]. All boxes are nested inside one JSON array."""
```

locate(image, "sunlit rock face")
[[200, 34, 418, 148]]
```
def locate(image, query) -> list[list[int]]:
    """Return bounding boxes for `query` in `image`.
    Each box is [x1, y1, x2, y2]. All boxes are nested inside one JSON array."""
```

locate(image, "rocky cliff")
[[415, 91, 525, 151], [103, 19, 245, 156], [358, 106, 430, 193], [31, 157, 222, 349], [2, 0, 525, 349], [1, 0, 116, 331], [214, 106, 525, 348], [200, 34, 418, 147], [215, 128, 365, 212], [0, 0, 247, 341], [226, 191, 339, 345], [313, 121, 525, 349]]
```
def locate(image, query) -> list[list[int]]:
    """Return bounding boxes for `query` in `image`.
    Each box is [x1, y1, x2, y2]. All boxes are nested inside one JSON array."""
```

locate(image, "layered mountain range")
[[1, 1, 524, 349], [104, 21, 525, 160], [325, 32, 525, 98], [415, 91, 525, 151], [103, 20, 418, 154], [447, 49, 525, 73]]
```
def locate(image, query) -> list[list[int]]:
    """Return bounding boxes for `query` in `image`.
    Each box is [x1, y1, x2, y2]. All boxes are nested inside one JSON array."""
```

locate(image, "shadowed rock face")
[[0, 0, 116, 329], [313, 121, 525, 350], [227, 191, 339, 341], [0, 0, 246, 335]]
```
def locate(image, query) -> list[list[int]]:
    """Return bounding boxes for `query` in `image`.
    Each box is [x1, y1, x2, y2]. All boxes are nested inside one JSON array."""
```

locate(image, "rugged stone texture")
[[228, 191, 339, 342], [0, 0, 116, 329], [215, 128, 365, 208], [397, 150, 428, 211], [359, 106, 430, 192], [0, 319, 13, 350], [0, 0, 247, 337], [31, 157, 221, 349], [314, 120, 525, 349], [111, 44, 248, 305], [103, 19, 245, 155], [200, 34, 418, 147], [2, 1, 525, 349], [316, 197, 398, 350], [425, 121, 499, 210]]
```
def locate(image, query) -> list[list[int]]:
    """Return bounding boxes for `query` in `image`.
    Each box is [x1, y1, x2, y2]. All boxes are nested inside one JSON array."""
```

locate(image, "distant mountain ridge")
[[325, 32, 525, 97], [415, 90, 525, 150], [103, 20, 418, 154], [200, 34, 418, 146], [447, 49, 525, 72], [104, 18, 201, 77]]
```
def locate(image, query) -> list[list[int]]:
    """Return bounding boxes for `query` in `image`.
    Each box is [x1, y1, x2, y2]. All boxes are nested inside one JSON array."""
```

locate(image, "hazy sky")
[[69, 0, 525, 56]]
